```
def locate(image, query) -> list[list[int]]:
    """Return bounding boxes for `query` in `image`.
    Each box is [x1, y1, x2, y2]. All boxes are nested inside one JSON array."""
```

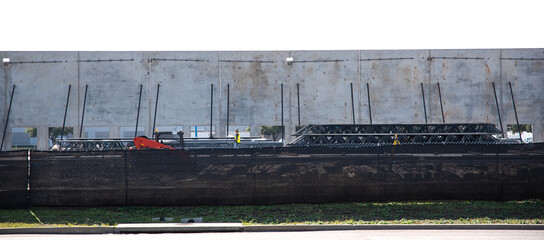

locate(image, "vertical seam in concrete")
[[428, 50, 432, 122], [148, 59, 152, 137], [358, 50, 361, 124], [3, 64, 7, 118], [499, 49, 503, 134], [77, 51, 80, 134], [2, 64, 7, 150], [219, 52, 222, 99]]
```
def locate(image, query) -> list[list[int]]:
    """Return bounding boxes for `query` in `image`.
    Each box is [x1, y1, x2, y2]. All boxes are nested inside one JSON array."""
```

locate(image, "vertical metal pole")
[[297, 83, 301, 126], [350, 83, 355, 124], [509, 82, 523, 143], [281, 83, 284, 140], [1, 85, 15, 150], [60, 84, 71, 140], [152, 84, 160, 135], [226, 83, 230, 137], [420, 83, 428, 124], [491, 82, 504, 137], [437, 82, 445, 123], [134, 84, 143, 137], [79, 84, 88, 138], [210, 84, 213, 138], [366, 83, 372, 124]]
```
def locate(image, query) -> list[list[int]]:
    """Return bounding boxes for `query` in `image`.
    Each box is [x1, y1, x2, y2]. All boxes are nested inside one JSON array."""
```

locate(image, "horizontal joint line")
[[500, 58, 544, 61], [150, 59, 206, 62], [77, 59, 134, 62], [430, 57, 484, 60], [219, 60, 274, 63], [360, 58, 413, 61], [9, 61, 64, 64], [292, 60, 345, 63]]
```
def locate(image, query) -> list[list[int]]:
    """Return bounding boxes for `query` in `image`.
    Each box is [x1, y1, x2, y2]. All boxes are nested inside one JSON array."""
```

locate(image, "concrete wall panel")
[[1, 49, 543, 149], [147, 51, 220, 136], [289, 51, 358, 125], [220, 51, 287, 136], [360, 50, 429, 124], [500, 49, 544, 142], [4, 52, 78, 128], [428, 49, 500, 124], [77, 52, 148, 136]]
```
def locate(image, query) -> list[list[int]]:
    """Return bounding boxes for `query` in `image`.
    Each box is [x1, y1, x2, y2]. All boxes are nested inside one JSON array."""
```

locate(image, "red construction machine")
[[131, 131, 184, 150]]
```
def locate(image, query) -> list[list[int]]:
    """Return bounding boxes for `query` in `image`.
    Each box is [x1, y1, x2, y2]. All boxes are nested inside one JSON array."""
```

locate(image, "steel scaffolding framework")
[[288, 123, 503, 146]]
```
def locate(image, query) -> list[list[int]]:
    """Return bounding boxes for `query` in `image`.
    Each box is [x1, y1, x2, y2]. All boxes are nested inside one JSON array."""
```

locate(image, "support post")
[[210, 84, 213, 138], [152, 84, 160, 136], [509, 82, 523, 143], [134, 84, 143, 137], [350, 83, 356, 124], [79, 84, 88, 138], [1, 85, 15, 150], [297, 83, 301, 126], [281, 83, 284, 141], [437, 82, 445, 123], [421, 83, 428, 124], [60, 84, 71, 141], [226, 83, 230, 137], [366, 83, 372, 124], [491, 82, 504, 137]]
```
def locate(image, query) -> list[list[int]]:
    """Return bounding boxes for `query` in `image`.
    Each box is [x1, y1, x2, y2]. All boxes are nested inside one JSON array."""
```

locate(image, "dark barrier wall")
[[1, 144, 543, 207], [125, 150, 253, 205], [30, 151, 126, 206], [0, 151, 28, 207]]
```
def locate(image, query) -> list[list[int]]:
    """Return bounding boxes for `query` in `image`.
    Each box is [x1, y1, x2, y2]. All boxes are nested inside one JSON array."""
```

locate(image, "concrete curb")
[[1, 224, 543, 234], [114, 223, 244, 233]]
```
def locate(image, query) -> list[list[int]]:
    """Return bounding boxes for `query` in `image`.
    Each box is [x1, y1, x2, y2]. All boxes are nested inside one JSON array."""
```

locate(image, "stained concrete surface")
[[1, 49, 543, 150]]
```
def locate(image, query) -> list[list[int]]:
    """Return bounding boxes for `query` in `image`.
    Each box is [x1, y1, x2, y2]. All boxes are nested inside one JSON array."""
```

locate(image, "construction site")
[[1, 49, 543, 207]]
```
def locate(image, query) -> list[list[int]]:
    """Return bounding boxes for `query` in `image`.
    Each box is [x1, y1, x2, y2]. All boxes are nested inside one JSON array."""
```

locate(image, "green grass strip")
[[0, 200, 542, 228]]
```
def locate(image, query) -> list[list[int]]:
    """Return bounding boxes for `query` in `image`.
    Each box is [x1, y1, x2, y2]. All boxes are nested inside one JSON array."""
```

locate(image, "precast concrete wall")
[[1, 50, 543, 150]]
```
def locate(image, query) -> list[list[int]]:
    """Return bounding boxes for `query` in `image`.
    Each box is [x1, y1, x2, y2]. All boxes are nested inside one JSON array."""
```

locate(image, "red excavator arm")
[[132, 137, 174, 150]]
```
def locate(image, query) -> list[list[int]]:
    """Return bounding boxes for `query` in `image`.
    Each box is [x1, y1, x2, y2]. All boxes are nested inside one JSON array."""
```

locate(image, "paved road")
[[2, 230, 544, 240]]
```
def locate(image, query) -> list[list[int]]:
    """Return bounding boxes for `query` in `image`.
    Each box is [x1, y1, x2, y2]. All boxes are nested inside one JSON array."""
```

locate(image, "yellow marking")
[[393, 134, 400, 145]]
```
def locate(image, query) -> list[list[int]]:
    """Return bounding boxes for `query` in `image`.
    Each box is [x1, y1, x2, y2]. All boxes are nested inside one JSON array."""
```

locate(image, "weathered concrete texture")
[[428, 50, 501, 124], [360, 50, 429, 124], [1, 49, 543, 150], [148, 52, 220, 136], [500, 49, 544, 143], [219, 51, 286, 137]]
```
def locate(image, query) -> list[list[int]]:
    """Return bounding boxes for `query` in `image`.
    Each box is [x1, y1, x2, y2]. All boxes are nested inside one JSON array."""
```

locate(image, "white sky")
[[1, 0, 543, 51]]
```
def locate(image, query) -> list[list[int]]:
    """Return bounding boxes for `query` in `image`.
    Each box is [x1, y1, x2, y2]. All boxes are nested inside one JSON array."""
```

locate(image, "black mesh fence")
[[125, 150, 253, 205], [1, 143, 543, 207], [0, 151, 28, 208], [29, 151, 126, 206]]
